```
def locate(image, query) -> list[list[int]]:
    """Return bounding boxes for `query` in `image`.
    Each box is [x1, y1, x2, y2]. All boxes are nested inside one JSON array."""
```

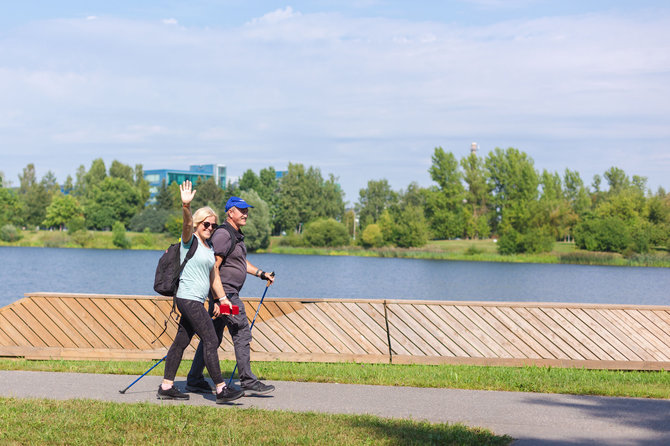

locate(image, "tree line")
[[1, 147, 669, 255]]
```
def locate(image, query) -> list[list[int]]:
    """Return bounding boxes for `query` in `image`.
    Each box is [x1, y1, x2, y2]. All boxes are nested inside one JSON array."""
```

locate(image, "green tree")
[[485, 148, 549, 254], [276, 163, 345, 234], [155, 180, 181, 211], [302, 218, 350, 247], [191, 176, 223, 210], [239, 189, 272, 251], [83, 158, 107, 199], [18, 164, 56, 228], [603, 167, 630, 194], [134, 164, 151, 207], [43, 194, 83, 230], [389, 204, 429, 248], [109, 160, 134, 183], [239, 169, 261, 192], [360, 223, 384, 248], [85, 177, 141, 229], [0, 188, 23, 226], [128, 209, 172, 233], [461, 152, 492, 239], [356, 179, 397, 228], [425, 147, 466, 239], [112, 221, 131, 249]]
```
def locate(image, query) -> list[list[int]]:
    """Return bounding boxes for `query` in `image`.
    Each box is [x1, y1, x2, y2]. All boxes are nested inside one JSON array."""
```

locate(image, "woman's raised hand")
[[180, 180, 196, 205]]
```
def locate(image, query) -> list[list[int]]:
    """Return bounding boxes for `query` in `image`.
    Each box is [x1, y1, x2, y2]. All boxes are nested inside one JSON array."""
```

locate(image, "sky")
[[1, 0, 669, 203]]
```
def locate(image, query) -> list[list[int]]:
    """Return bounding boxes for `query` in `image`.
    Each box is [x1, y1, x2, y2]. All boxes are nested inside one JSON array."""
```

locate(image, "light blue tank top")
[[176, 235, 215, 303]]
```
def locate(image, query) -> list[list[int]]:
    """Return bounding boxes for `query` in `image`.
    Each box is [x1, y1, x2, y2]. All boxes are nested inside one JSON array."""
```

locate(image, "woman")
[[157, 180, 244, 404]]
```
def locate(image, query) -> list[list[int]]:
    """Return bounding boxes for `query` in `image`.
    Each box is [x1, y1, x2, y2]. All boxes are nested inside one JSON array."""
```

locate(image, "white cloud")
[[162, 18, 178, 25], [1, 7, 669, 199], [247, 6, 300, 25]]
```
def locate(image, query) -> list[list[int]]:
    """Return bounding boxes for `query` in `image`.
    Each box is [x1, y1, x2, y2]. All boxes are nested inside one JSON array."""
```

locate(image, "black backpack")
[[153, 237, 198, 296]]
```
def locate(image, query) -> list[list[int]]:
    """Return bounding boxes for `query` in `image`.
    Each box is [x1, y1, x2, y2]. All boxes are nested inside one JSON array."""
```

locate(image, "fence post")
[[383, 300, 393, 364]]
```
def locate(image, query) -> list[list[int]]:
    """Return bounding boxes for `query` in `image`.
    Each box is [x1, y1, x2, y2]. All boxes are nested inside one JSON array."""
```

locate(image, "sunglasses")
[[202, 222, 218, 230]]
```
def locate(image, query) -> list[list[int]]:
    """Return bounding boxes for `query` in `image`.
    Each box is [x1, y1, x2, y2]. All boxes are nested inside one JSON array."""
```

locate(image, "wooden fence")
[[1, 293, 669, 370]]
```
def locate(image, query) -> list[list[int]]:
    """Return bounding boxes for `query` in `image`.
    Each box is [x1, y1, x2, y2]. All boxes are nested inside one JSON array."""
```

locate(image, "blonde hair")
[[192, 206, 218, 229]]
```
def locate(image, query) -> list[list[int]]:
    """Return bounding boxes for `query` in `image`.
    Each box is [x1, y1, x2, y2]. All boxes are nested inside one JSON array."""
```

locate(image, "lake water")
[[1, 246, 668, 308]]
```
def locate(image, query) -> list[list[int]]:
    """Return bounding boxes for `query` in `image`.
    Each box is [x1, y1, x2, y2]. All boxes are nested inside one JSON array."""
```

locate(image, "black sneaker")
[[185, 379, 214, 394], [157, 385, 190, 400], [216, 386, 244, 404], [242, 381, 275, 396]]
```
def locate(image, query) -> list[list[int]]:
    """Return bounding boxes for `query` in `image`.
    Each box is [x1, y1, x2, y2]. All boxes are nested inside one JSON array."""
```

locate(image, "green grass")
[[4, 231, 670, 267], [2, 359, 668, 399], [0, 397, 511, 445], [266, 238, 670, 267], [0, 229, 175, 250]]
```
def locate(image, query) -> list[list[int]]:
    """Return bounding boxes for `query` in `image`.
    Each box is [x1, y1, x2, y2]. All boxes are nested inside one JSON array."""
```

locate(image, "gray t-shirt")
[[176, 235, 215, 303], [210, 222, 247, 294]]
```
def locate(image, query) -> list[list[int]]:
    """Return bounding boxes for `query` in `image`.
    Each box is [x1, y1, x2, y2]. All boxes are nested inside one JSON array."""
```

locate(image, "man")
[[186, 196, 276, 396]]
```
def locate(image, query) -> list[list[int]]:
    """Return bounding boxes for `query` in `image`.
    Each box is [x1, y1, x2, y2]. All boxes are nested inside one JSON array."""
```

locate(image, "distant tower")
[[470, 142, 478, 155]]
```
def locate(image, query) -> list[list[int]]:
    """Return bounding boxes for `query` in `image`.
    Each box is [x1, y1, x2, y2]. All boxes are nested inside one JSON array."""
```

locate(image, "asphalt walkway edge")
[[1, 370, 668, 445]]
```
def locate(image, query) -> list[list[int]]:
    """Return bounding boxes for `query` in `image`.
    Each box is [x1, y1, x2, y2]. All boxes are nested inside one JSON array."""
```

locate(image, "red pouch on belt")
[[219, 304, 240, 315]]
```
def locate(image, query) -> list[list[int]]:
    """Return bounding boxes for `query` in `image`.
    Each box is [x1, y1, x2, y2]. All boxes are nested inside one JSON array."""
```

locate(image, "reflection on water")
[[2, 247, 669, 307]]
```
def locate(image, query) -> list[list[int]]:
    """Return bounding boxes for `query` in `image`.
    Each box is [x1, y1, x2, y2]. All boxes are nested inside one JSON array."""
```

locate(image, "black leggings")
[[163, 298, 223, 385]]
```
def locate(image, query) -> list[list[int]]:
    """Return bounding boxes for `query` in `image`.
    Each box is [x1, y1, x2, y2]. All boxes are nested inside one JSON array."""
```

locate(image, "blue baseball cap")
[[225, 196, 254, 212]]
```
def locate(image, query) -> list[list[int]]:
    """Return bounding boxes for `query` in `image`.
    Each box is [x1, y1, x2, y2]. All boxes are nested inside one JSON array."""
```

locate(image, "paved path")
[[1, 370, 668, 445]]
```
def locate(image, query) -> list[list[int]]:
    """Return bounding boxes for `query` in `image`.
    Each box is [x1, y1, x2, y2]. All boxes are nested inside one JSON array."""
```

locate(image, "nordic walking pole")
[[119, 356, 167, 394], [227, 272, 274, 387]]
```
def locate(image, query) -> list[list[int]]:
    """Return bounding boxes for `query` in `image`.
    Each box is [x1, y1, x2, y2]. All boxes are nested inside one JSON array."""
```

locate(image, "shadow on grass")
[[345, 415, 513, 446]]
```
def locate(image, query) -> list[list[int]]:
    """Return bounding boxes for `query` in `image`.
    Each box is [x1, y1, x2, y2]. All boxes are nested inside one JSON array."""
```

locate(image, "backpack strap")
[[211, 221, 239, 265]]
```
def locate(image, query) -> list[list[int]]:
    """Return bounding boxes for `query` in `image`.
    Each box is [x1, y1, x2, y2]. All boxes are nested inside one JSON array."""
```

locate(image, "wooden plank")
[[50, 298, 107, 349], [525, 308, 587, 360], [497, 307, 564, 359], [484, 307, 553, 359], [272, 301, 323, 353], [471, 306, 540, 359], [250, 317, 297, 353], [389, 304, 453, 356], [259, 303, 307, 353], [10, 302, 62, 347], [443, 305, 507, 357], [93, 299, 152, 350], [124, 299, 170, 349], [23, 298, 78, 348], [82, 299, 137, 349], [0, 310, 44, 347], [0, 320, 18, 346], [109, 299, 161, 349], [65, 298, 124, 349], [564, 308, 628, 361], [429, 305, 492, 357], [536, 308, 599, 360], [286, 304, 341, 354], [382, 304, 432, 356], [582, 308, 649, 361], [315, 302, 377, 355], [339, 302, 393, 355], [303, 304, 360, 354], [571, 308, 641, 361], [598, 309, 666, 362], [142, 299, 179, 347], [550, 308, 613, 360], [457, 305, 526, 358], [33, 297, 91, 348], [413, 305, 469, 357], [286, 302, 342, 354], [248, 322, 289, 353], [627, 310, 670, 351], [358, 302, 412, 356], [637, 310, 670, 340]]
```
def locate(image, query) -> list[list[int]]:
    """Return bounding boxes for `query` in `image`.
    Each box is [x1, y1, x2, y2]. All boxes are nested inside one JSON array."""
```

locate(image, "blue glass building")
[[144, 164, 226, 204]]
